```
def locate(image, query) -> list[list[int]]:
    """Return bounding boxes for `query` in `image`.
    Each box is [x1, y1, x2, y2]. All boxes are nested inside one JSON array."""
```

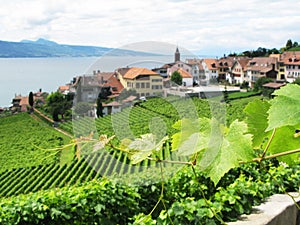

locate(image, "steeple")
[[175, 46, 180, 62]]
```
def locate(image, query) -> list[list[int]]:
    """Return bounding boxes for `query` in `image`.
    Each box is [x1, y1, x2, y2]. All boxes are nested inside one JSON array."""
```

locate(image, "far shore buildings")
[[11, 91, 45, 112]]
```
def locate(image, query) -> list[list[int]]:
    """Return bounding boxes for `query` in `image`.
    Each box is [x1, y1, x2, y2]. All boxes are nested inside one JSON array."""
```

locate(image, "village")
[[7, 47, 300, 117]]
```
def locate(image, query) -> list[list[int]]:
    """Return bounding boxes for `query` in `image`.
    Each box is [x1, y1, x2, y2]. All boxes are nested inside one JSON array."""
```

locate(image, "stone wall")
[[228, 193, 300, 225]]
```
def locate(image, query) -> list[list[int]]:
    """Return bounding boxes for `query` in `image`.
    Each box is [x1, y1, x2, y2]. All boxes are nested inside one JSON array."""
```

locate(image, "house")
[[73, 71, 124, 103], [154, 47, 193, 82], [102, 101, 122, 116], [10, 91, 45, 112], [185, 58, 205, 85], [115, 67, 163, 98], [172, 68, 193, 86], [217, 57, 235, 81], [201, 59, 218, 85], [58, 85, 70, 95], [245, 57, 278, 88], [262, 82, 286, 98], [227, 57, 250, 84], [277, 51, 300, 83]]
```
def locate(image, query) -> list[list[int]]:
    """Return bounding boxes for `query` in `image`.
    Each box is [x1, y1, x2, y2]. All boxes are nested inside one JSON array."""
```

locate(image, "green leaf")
[[171, 118, 201, 152], [200, 120, 254, 185], [267, 84, 300, 131], [268, 126, 300, 165], [124, 134, 168, 164], [244, 99, 271, 148], [172, 118, 210, 156]]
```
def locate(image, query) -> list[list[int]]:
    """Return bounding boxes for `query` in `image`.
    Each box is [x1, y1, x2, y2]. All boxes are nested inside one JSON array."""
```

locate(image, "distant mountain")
[[0, 38, 157, 57]]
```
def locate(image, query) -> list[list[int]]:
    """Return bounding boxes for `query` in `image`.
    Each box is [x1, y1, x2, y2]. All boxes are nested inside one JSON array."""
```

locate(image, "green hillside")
[[1, 93, 299, 224], [0, 113, 71, 172]]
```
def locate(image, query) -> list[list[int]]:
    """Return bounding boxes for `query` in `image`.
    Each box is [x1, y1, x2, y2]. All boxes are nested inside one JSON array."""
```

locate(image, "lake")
[[0, 55, 174, 107]]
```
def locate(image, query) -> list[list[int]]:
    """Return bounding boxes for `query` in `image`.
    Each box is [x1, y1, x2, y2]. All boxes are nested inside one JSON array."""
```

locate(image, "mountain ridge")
[[0, 39, 157, 57]]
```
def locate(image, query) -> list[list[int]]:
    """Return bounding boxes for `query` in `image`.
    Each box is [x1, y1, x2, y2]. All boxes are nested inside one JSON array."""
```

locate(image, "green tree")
[[28, 91, 34, 113], [293, 78, 300, 85], [286, 39, 293, 50], [171, 71, 182, 85], [96, 97, 103, 118], [46, 92, 71, 121], [254, 77, 273, 92], [223, 85, 230, 104]]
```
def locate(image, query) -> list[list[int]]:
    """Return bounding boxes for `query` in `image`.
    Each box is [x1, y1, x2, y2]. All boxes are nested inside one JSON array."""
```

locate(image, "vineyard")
[[1, 92, 298, 224], [0, 113, 71, 172], [0, 96, 261, 198]]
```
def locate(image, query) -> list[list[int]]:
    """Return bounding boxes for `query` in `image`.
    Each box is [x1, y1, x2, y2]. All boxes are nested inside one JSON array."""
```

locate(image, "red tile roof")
[[122, 67, 160, 79], [177, 68, 192, 78], [203, 59, 218, 70], [279, 51, 300, 65], [262, 82, 285, 89]]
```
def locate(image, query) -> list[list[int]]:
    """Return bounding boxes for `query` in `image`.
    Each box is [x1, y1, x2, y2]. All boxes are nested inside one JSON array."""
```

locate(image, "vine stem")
[[191, 165, 226, 225], [247, 148, 300, 163], [260, 128, 276, 160]]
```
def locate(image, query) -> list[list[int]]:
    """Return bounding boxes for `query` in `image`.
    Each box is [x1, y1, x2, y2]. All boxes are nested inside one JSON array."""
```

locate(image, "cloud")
[[0, 0, 299, 55]]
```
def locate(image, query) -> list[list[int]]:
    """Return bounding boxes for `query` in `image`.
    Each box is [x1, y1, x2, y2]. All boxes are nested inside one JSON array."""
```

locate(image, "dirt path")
[[32, 108, 73, 138]]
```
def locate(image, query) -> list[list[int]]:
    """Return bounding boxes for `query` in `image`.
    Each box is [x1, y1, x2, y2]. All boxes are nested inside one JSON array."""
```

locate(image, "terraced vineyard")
[[0, 141, 184, 197], [0, 96, 261, 198], [0, 113, 71, 172]]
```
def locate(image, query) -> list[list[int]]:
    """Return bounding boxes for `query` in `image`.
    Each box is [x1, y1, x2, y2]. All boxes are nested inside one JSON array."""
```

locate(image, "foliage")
[[171, 71, 182, 85], [0, 179, 140, 225], [253, 77, 273, 92], [293, 78, 300, 85], [28, 91, 34, 108], [222, 86, 229, 104], [132, 163, 300, 224], [96, 96, 103, 118], [46, 92, 72, 121], [0, 113, 70, 172], [2, 84, 300, 224]]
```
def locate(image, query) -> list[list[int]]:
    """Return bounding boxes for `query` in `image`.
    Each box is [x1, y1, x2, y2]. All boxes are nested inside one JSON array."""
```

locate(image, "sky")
[[0, 0, 300, 57]]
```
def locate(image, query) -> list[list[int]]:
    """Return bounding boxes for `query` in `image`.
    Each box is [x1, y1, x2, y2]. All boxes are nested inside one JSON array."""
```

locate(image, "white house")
[[202, 59, 218, 85]]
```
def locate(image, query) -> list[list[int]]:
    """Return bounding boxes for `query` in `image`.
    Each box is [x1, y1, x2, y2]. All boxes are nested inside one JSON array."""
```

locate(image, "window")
[[141, 82, 145, 88], [136, 83, 140, 88], [152, 85, 162, 90], [152, 79, 162, 82], [146, 83, 150, 88]]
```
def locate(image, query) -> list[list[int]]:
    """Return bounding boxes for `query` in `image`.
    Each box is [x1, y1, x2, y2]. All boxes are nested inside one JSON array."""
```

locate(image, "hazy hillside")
[[0, 38, 156, 57]]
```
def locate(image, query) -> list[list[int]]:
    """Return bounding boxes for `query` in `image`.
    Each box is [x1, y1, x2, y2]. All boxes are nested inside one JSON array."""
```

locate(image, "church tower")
[[175, 46, 180, 62]]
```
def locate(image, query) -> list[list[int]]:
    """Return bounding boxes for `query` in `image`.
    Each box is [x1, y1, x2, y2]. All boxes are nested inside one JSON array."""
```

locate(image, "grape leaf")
[[199, 120, 254, 185], [172, 118, 211, 156], [268, 126, 300, 165], [171, 118, 201, 152], [267, 84, 300, 131], [244, 99, 271, 148], [123, 134, 168, 164]]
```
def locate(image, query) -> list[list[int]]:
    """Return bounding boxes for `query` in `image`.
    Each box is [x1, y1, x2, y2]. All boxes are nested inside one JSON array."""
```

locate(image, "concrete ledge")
[[227, 193, 300, 225]]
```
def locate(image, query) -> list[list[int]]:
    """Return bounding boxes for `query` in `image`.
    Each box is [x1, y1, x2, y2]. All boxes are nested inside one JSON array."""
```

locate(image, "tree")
[[171, 71, 182, 85], [46, 92, 71, 121], [293, 41, 299, 48], [96, 97, 103, 118], [223, 85, 230, 104], [286, 39, 293, 50], [254, 77, 273, 92], [28, 91, 34, 113], [293, 78, 300, 85]]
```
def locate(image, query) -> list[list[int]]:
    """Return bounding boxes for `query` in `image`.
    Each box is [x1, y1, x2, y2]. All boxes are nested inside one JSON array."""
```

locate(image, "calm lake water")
[[0, 55, 173, 107]]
